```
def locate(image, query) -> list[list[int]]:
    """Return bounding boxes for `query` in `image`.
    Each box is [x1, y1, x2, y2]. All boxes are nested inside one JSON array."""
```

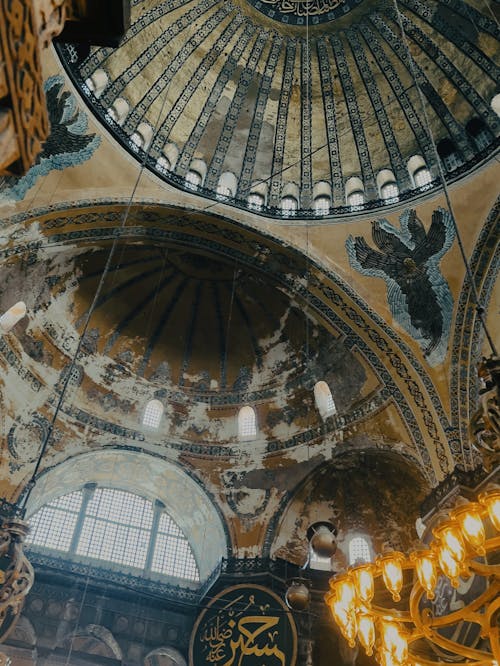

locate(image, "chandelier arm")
[[365, 603, 413, 622], [423, 582, 500, 629], [416, 625, 496, 662], [484, 594, 500, 663]]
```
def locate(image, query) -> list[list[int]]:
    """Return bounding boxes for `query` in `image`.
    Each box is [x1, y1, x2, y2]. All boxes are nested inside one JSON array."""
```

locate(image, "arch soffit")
[[25, 448, 227, 580], [2, 201, 456, 482]]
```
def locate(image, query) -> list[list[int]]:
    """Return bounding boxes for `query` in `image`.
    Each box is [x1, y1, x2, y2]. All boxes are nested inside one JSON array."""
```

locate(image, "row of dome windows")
[[142, 380, 337, 438], [85, 69, 498, 213]]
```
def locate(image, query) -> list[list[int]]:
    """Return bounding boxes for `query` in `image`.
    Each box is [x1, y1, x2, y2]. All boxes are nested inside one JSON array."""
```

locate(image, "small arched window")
[[143, 399, 164, 429], [238, 406, 257, 439], [247, 192, 265, 210], [130, 122, 153, 152], [437, 139, 462, 172], [345, 177, 365, 208], [314, 381, 336, 420], [217, 172, 237, 199], [281, 196, 298, 215], [106, 98, 129, 126], [347, 190, 364, 207], [314, 195, 330, 215], [0, 301, 27, 332], [466, 118, 492, 151], [185, 169, 202, 189], [380, 181, 399, 201], [349, 536, 371, 565], [156, 156, 171, 174], [84, 69, 109, 98], [491, 93, 500, 117], [413, 167, 432, 188]]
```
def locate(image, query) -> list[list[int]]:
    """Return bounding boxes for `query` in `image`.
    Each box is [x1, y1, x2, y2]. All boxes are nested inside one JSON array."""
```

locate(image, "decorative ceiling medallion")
[[247, 0, 363, 25]]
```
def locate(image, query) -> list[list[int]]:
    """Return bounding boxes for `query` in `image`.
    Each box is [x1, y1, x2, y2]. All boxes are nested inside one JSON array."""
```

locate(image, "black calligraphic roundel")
[[189, 584, 298, 666]]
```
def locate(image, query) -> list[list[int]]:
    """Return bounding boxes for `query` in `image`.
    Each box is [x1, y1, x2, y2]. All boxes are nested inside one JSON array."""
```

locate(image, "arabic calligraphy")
[[258, 0, 346, 17], [190, 585, 297, 666]]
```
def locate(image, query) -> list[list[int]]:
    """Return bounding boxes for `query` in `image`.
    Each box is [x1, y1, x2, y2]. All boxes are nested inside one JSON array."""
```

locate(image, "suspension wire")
[[19, 72, 175, 512], [391, 0, 497, 359]]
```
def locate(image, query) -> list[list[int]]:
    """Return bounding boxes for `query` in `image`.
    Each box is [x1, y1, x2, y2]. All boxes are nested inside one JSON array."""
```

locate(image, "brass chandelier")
[[325, 488, 500, 666]]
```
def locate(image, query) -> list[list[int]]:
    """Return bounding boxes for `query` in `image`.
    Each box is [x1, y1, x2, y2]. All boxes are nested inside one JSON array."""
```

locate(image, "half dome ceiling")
[[58, 0, 499, 214]]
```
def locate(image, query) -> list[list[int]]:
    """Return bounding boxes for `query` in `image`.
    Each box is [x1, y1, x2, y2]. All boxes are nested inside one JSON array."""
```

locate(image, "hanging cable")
[[19, 70, 175, 512], [391, 0, 497, 359]]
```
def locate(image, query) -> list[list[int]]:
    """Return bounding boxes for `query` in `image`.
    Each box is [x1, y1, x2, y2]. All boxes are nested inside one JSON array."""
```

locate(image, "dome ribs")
[[329, 33, 377, 197], [236, 36, 284, 201], [175, 21, 256, 177], [268, 40, 297, 207], [123, 4, 233, 132], [359, 21, 435, 168], [316, 39, 343, 203], [346, 28, 410, 189], [204, 32, 268, 192], [371, 13, 473, 161], [150, 13, 245, 158]]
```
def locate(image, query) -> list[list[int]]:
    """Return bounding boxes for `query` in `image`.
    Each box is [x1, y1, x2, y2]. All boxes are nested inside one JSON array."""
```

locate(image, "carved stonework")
[[0, 0, 49, 175], [33, 0, 66, 49]]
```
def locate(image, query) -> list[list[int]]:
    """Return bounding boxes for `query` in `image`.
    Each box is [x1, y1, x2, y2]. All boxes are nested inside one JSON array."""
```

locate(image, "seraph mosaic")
[[0, 75, 100, 202], [346, 208, 455, 366]]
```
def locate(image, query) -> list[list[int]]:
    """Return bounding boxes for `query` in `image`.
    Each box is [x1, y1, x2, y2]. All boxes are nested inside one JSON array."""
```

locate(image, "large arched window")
[[348, 536, 371, 565], [238, 405, 257, 439], [27, 487, 200, 582]]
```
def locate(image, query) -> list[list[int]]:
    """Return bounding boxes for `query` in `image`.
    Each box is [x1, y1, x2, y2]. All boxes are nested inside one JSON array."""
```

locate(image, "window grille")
[[27, 491, 82, 552], [347, 190, 364, 207], [314, 381, 336, 419], [143, 399, 163, 429], [380, 182, 399, 201], [156, 156, 171, 174], [413, 167, 432, 188], [247, 193, 265, 210], [151, 513, 199, 580], [238, 406, 257, 439], [185, 170, 202, 189], [314, 196, 330, 215], [349, 536, 371, 565], [281, 196, 298, 215], [216, 185, 232, 198]]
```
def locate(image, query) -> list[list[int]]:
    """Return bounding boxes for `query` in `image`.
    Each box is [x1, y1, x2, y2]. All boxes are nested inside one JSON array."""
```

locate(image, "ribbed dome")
[[59, 0, 499, 215]]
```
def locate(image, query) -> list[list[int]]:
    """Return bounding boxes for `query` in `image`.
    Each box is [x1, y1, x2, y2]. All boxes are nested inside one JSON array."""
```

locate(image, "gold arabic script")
[[258, 0, 346, 17]]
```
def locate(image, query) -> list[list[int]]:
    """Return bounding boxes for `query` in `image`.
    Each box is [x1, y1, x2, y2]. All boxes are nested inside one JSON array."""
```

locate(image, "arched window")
[[247, 192, 265, 210], [314, 195, 330, 215], [84, 69, 109, 98], [216, 172, 237, 199], [281, 196, 298, 215], [143, 399, 163, 429], [0, 301, 26, 332], [238, 405, 257, 439], [437, 139, 462, 172], [106, 97, 129, 126], [491, 93, 500, 117], [155, 156, 171, 174], [413, 166, 432, 188], [466, 118, 492, 151], [130, 122, 153, 152], [185, 169, 202, 189], [349, 536, 371, 565], [27, 487, 200, 581], [380, 181, 399, 201], [345, 177, 365, 208], [314, 381, 336, 420]]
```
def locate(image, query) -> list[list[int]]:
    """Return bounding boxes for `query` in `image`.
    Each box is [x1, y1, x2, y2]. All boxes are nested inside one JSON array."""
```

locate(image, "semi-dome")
[[58, 0, 499, 217]]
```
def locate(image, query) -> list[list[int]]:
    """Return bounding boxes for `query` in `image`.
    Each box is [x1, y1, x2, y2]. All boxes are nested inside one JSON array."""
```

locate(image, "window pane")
[[27, 490, 82, 552], [381, 182, 399, 200], [143, 399, 163, 429], [349, 537, 371, 565], [347, 190, 364, 207]]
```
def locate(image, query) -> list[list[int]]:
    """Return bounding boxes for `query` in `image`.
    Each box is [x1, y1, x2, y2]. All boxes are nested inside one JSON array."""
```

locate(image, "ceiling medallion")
[[247, 0, 363, 25]]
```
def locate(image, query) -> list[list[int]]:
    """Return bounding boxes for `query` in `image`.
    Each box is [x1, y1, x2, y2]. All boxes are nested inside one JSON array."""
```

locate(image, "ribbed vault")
[[58, 0, 499, 213]]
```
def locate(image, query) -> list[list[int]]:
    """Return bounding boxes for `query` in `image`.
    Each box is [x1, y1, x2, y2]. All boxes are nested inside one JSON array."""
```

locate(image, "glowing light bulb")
[[351, 564, 375, 604], [330, 573, 357, 610], [380, 621, 408, 665], [437, 544, 461, 587], [377, 552, 405, 602], [410, 550, 437, 599], [434, 524, 466, 562], [479, 490, 500, 532], [357, 614, 376, 655], [452, 504, 486, 555]]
